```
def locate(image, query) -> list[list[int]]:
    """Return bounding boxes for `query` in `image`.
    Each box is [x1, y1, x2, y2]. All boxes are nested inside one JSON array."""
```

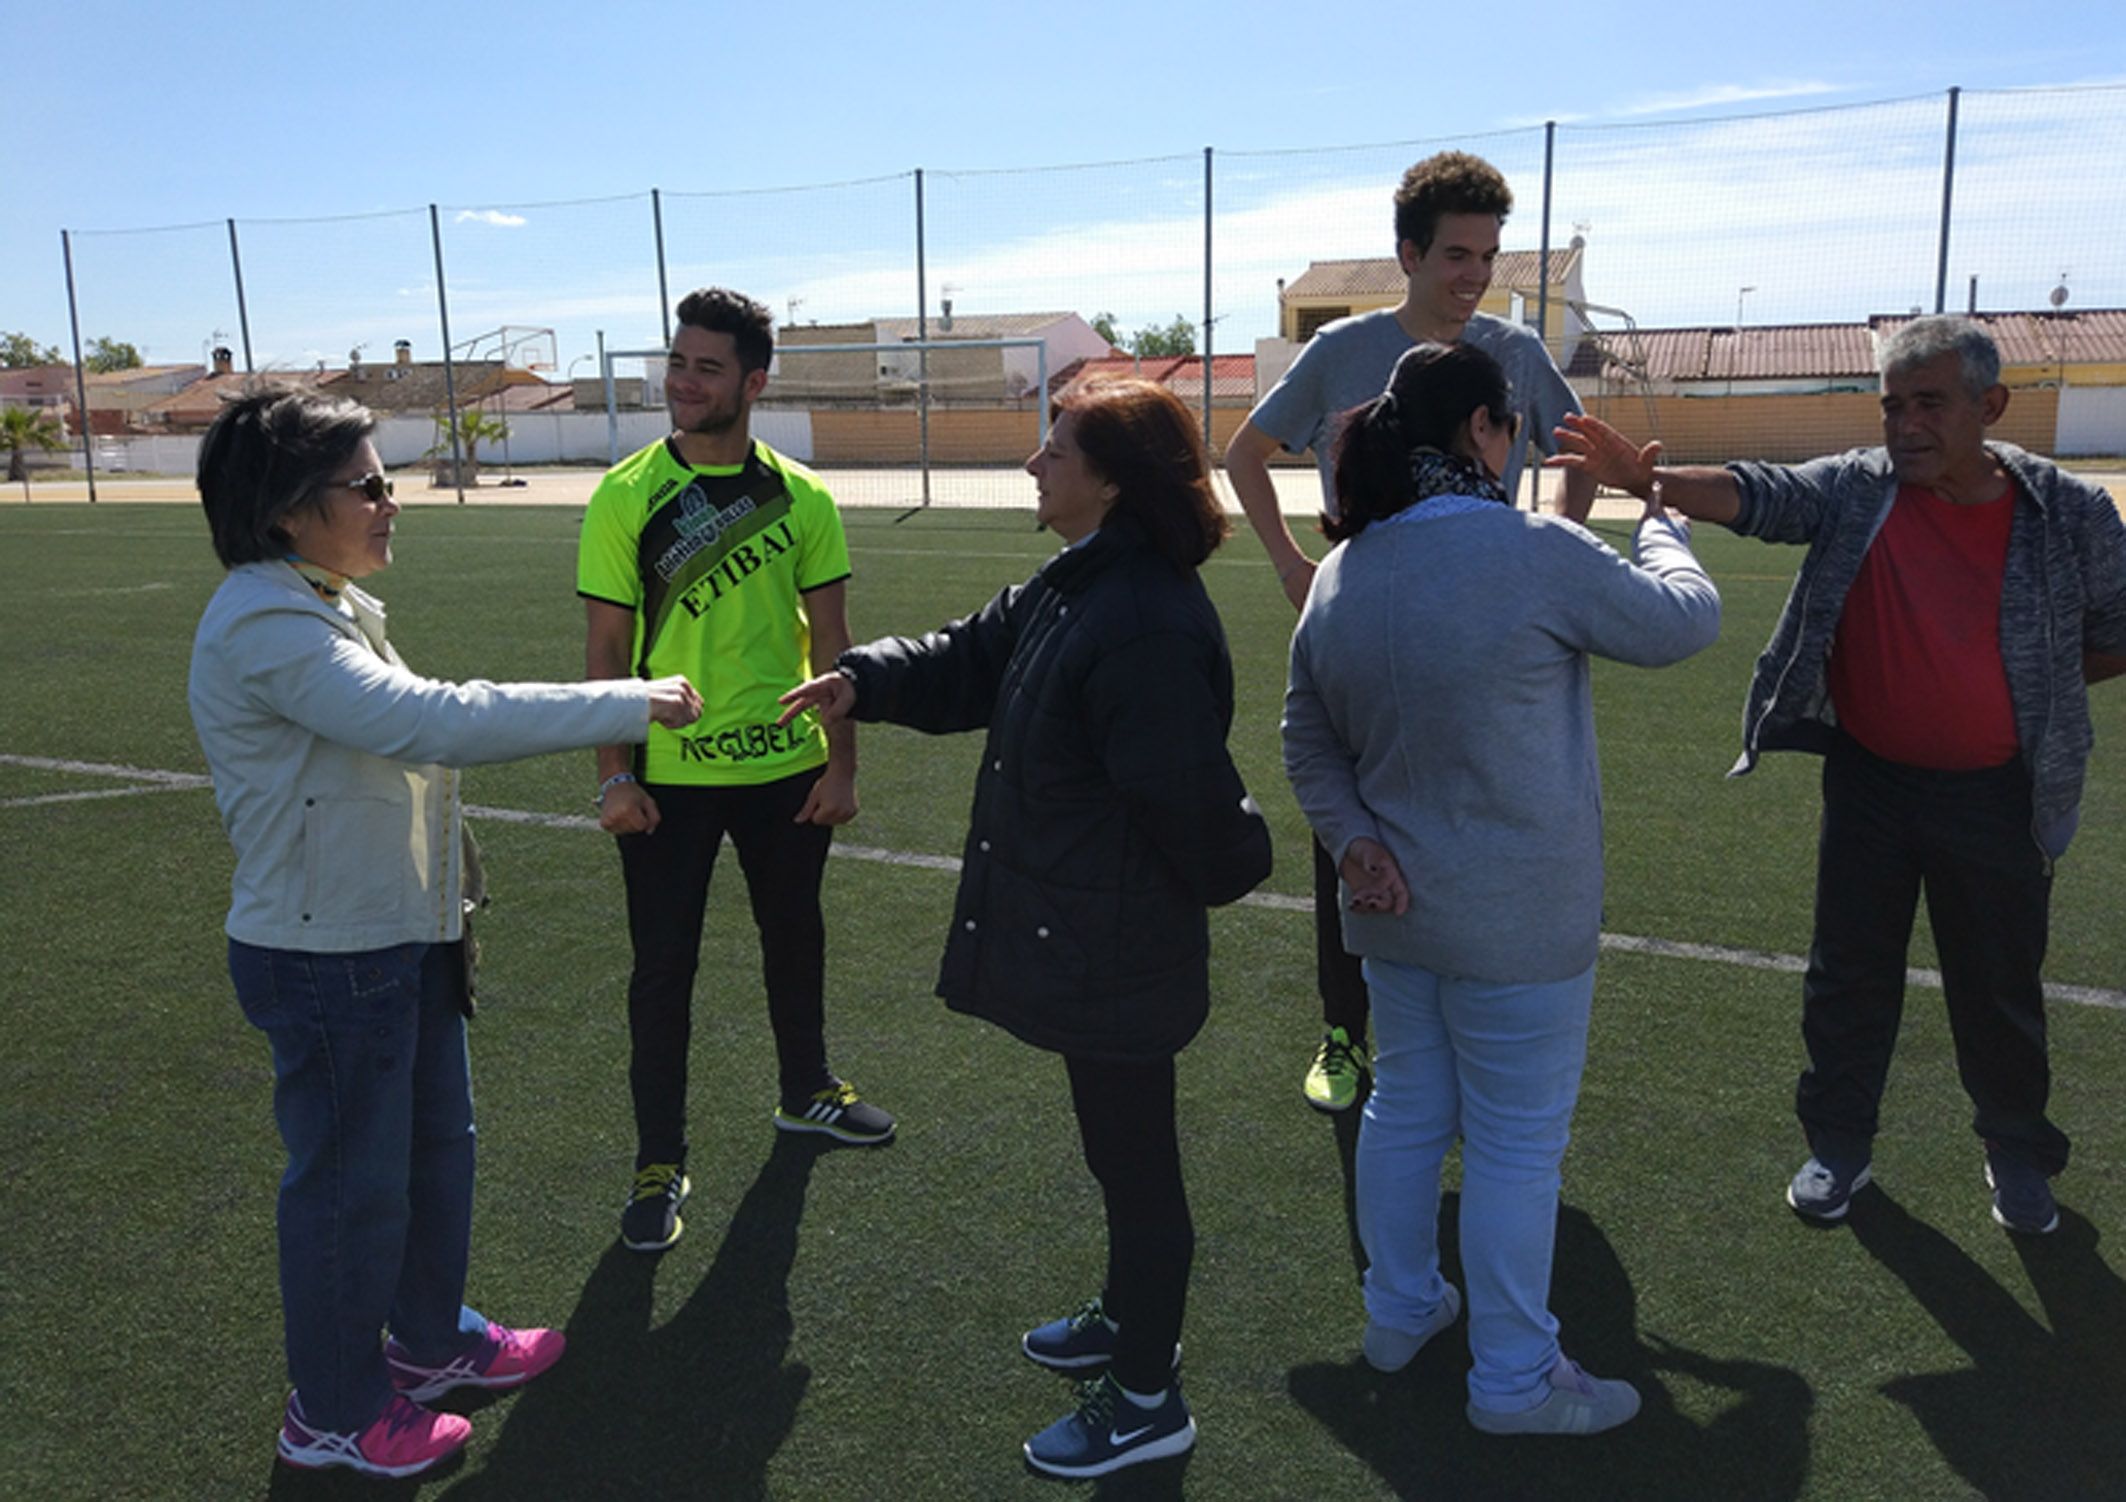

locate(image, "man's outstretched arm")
[[1225, 419, 1317, 612], [1550, 412, 1743, 526]]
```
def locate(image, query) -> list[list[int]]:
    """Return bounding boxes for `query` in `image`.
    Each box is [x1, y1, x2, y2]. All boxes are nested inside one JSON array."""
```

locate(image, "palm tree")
[[2, 406, 67, 502], [426, 407, 511, 486]]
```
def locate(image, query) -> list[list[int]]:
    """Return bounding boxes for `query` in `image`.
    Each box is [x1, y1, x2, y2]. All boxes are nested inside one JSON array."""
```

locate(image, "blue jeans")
[[1356, 956, 1595, 1414], [230, 939, 488, 1431]]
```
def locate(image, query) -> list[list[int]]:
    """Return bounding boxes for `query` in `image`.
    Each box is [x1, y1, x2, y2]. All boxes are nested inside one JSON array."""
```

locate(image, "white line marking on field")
[[49, 581, 176, 597], [0, 784, 202, 809], [0, 754, 213, 787], [8, 752, 2124, 1011]]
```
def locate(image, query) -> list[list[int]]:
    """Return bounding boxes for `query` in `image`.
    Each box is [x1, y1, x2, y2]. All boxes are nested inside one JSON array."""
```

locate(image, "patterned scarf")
[[284, 554, 350, 604], [1408, 448, 1507, 508]]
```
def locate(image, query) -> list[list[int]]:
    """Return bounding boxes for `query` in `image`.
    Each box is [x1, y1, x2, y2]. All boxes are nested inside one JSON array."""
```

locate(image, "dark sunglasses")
[[332, 472, 395, 504]]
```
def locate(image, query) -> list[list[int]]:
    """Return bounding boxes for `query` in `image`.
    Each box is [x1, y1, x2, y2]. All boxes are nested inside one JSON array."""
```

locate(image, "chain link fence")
[[43, 84, 2126, 503]]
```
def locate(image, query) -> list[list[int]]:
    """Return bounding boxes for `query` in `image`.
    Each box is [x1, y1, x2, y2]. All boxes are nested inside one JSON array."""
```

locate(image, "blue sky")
[[9, 0, 2124, 373]]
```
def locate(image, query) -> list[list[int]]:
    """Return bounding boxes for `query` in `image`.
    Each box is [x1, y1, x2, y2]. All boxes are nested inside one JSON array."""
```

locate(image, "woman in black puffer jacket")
[[780, 375, 1270, 1479]]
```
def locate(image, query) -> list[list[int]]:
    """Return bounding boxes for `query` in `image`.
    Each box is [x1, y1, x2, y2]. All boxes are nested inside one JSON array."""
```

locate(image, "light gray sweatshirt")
[[1283, 503, 1720, 983]]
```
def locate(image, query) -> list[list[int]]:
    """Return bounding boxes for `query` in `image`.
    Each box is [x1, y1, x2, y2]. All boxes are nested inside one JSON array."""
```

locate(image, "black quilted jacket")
[[839, 514, 1272, 1059]]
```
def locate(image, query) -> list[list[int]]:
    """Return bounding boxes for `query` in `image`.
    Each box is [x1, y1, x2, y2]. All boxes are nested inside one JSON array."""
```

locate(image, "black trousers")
[[1314, 836, 1370, 1041], [1796, 734, 2066, 1175], [617, 768, 833, 1167], [1065, 1053, 1192, 1395]]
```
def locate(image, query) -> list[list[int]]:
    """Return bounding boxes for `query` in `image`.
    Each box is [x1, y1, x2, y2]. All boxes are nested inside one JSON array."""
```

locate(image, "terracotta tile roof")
[[1872, 309, 2126, 367], [1570, 311, 2126, 385], [0, 365, 75, 403], [1051, 353, 1256, 403], [321, 361, 515, 413], [147, 369, 338, 427], [485, 380, 574, 413], [1283, 246, 1582, 302], [83, 364, 201, 388], [1568, 323, 1878, 383]]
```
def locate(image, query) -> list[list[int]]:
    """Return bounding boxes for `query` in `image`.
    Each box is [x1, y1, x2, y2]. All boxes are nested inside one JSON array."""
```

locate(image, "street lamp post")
[[1730, 287, 1758, 397]]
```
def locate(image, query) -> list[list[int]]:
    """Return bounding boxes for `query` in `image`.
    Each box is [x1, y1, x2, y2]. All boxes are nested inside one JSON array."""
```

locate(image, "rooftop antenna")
[[940, 283, 958, 332], [787, 296, 805, 326]]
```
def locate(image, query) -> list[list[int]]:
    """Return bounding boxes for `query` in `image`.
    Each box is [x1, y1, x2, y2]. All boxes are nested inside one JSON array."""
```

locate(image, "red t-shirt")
[[1827, 480, 2020, 769]]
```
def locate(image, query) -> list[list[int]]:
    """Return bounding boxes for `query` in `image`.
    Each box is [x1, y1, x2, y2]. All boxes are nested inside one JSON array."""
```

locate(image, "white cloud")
[[1613, 80, 1842, 117], [453, 209, 528, 228], [104, 88, 2122, 379]]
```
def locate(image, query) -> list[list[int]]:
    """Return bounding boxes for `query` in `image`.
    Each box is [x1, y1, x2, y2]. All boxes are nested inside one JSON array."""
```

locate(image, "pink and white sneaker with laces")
[[385, 1321, 567, 1402], [277, 1392, 471, 1477]]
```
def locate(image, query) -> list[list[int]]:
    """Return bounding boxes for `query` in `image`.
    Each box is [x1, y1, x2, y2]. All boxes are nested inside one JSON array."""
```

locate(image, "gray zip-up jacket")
[[1725, 441, 2126, 858], [190, 561, 655, 951]]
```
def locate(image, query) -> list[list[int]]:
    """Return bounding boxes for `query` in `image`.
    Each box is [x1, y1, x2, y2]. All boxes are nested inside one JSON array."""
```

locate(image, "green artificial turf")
[[3, 502, 2122, 1500]]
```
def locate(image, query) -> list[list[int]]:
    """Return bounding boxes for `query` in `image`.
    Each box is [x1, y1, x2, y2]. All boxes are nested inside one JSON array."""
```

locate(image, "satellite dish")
[[2049, 284, 2069, 310]]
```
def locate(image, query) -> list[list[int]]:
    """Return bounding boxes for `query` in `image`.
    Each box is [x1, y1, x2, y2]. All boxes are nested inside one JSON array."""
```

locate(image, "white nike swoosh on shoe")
[[1108, 1424, 1155, 1446]]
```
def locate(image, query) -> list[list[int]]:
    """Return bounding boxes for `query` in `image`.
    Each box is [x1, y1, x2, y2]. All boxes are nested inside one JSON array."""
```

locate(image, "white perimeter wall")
[[2058, 387, 2126, 456], [75, 409, 817, 476]]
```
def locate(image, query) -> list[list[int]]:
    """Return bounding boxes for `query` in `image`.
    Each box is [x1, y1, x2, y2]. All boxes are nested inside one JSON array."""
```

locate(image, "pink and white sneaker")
[[385, 1321, 567, 1402], [277, 1392, 471, 1477]]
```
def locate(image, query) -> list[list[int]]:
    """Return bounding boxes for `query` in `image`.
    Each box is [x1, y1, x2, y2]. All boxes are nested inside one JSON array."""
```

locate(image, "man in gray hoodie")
[[1552, 315, 2126, 1237]]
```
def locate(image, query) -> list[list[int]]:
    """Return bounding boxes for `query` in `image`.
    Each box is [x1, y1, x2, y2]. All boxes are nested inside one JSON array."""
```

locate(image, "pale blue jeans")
[[1357, 956, 1595, 1414]]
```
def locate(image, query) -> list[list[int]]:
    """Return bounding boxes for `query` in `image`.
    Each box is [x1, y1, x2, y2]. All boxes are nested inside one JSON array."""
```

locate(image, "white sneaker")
[[1467, 1354, 1640, 1436], [1361, 1283, 1462, 1373]]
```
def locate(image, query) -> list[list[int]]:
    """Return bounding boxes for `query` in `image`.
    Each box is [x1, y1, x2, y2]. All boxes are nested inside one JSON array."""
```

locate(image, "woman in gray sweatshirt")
[[1282, 342, 1719, 1437]]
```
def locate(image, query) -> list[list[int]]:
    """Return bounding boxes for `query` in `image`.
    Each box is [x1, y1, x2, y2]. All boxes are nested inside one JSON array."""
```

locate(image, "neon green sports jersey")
[[577, 437, 851, 786]]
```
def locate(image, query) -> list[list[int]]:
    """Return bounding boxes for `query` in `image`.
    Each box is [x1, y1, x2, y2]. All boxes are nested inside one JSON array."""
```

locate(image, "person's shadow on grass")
[[1849, 1186, 2126, 1500], [1287, 1192, 1813, 1502], [440, 1130, 828, 1500]]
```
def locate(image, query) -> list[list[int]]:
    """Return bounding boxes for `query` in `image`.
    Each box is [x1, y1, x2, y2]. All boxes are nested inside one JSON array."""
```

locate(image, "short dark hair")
[[674, 287, 775, 374], [1393, 152, 1513, 257], [1327, 342, 1513, 541], [196, 386, 375, 568], [1051, 375, 1229, 570]]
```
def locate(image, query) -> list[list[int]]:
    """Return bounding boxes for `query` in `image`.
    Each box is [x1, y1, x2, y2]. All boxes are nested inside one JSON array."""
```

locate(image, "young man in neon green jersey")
[[579, 287, 894, 1254]]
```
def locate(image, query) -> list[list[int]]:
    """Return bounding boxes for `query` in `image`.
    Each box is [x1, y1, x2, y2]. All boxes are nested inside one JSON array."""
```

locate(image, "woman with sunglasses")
[[188, 387, 702, 1479], [1282, 342, 1719, 1436]]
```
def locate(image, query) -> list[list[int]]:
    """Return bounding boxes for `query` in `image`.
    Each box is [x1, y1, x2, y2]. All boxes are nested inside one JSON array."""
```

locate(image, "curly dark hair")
[[674, 286, 775, 374], [1393, 151, 1513, 256]]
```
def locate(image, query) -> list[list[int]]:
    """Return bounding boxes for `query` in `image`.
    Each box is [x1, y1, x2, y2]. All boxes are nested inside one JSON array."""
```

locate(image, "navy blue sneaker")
[[1022, 1297, 1118, 1371], [1985, 1147, 2059, 1234], [1786, 1155, 1872, 1221], [1023, 1372, 1195, 1478], [1022, 1296, 1182, 1373]]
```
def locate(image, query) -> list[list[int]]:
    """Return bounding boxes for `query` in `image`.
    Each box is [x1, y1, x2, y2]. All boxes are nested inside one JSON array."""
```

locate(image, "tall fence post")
[[60, 230, 96, 504], [652, 188, 671, 347], [1534, 121, 1557, 511], [227, 219, 255, 373], [600, 330, 617, 468], [1934, 86, 1961, 315], [1202, 147, 1215, 452], [430, 205, 465, 504], [915, 168, 931, 511]]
